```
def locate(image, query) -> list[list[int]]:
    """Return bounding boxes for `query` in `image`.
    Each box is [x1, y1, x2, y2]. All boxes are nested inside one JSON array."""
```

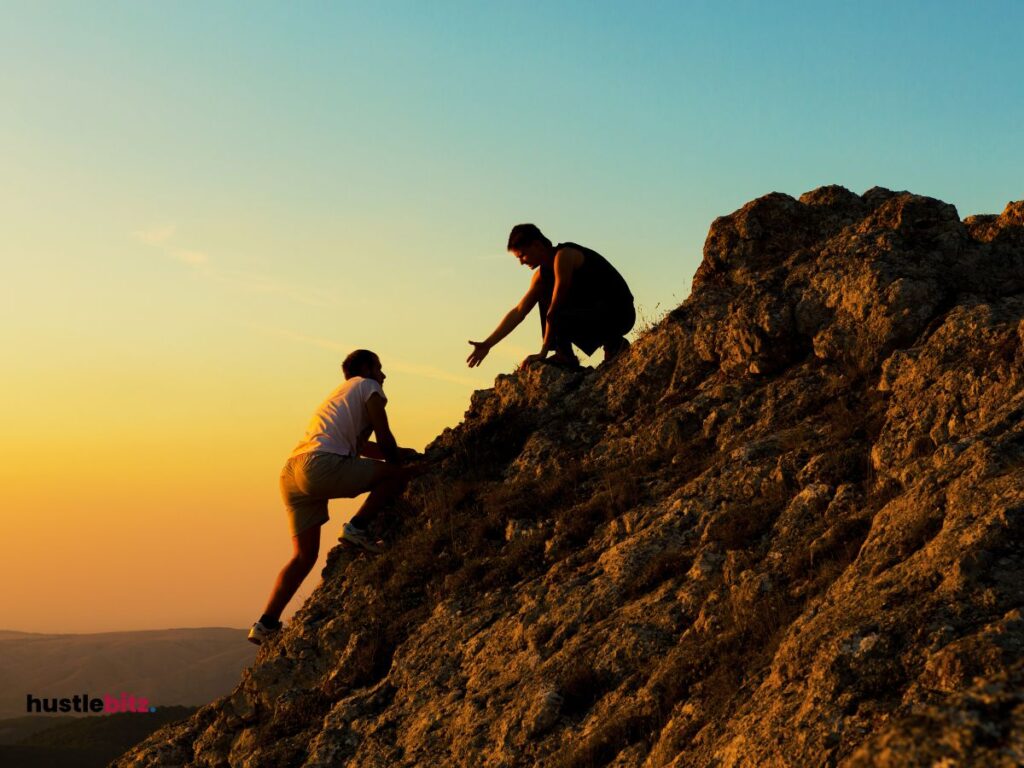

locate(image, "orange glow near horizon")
[[0, 359, 496, 633]]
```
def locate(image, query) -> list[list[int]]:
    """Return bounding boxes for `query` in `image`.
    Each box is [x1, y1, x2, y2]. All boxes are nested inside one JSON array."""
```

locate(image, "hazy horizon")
[[0, 627, 256, 720], [0, 626, 246, 636]]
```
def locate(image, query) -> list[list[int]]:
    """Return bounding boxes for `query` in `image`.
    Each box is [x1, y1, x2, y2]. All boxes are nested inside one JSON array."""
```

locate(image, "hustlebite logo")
[[27, 693, 157, 714]]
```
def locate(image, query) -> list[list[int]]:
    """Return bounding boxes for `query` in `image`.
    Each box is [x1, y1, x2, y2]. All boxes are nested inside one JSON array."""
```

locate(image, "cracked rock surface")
[[114, 187, 1024, 767]]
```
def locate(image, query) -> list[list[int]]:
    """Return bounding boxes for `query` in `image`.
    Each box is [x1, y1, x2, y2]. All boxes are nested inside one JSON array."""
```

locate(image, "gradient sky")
[[2, 2, 1022, 633]]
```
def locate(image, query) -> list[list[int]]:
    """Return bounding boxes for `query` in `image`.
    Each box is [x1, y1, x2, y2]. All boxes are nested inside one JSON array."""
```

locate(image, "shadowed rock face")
[[114, 187, 1024, 768]]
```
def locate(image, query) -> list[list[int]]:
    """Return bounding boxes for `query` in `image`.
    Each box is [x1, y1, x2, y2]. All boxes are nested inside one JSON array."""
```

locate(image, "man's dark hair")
[[342, 349, 378, 379], [507, 223, 551, 251]]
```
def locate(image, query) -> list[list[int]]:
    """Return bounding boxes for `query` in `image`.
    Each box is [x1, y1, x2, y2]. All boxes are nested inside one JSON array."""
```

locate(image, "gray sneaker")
[[340, 522, 384, 554], [247, 620, 280, 646]]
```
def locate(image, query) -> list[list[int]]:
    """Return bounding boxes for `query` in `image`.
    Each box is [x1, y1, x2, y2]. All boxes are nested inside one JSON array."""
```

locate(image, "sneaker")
[[247, 620, 280, 646], [340, 522, 384, 554]]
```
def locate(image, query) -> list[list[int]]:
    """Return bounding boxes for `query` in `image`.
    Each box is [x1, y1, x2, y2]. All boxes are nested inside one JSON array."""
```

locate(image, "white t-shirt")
[[289, 377, 387, 459]]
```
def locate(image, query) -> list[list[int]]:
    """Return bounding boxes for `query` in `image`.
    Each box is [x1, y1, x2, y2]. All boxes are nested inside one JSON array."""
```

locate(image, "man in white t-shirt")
[[248, 349, 420, 644]]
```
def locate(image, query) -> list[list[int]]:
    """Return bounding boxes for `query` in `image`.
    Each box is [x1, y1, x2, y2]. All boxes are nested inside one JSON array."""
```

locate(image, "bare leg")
[[349, 463, 412, 529], [262, 524, 321, 621]]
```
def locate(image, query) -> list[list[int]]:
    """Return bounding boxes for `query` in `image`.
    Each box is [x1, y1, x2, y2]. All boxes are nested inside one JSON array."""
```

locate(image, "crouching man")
[[467, 223, 636, 370], [248, 349, 419, 645]]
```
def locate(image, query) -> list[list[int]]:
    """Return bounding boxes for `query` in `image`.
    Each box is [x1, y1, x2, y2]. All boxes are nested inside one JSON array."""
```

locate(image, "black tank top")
[[539, 242, 633, 308]]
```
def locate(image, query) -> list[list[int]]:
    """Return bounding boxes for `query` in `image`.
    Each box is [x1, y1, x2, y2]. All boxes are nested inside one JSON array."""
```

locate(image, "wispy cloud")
[[173, 249, 208, 266], [256, 326, 486, 388], [134, 225, 176, 245], [389, 359, 485, 389], [203, 267, 332, 307], [134, 225, 329, 307], [261, 327, 350, 353]]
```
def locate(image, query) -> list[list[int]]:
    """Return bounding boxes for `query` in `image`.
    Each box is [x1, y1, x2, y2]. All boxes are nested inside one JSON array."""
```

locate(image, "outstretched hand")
[[467, 340, 490, 368]]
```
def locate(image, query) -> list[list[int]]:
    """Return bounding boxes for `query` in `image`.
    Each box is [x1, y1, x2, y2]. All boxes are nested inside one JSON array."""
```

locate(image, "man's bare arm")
[[546, 247, 581, 321], [539, 248, 582, 353], [365, 393, 401, 463], [358, 441, 387, 461], [360, 441, 421, 463], [467, 271, 544, 367]]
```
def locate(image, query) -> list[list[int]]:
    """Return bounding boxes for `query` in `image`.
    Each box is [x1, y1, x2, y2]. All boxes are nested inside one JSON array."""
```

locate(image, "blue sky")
[[5, 3, 1022, 311]]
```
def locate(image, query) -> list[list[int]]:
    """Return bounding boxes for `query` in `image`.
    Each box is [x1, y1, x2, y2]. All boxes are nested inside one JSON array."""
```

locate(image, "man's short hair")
[[507, 223, 551, 251], [342, 349, 378, 379]]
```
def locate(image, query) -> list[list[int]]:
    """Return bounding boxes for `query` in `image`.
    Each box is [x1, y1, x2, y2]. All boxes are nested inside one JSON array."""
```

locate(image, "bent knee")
[[369, 461, 408, 484]]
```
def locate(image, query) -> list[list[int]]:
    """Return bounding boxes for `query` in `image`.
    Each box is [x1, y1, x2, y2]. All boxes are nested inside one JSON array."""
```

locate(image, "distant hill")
[[0, 628, 256, 719], [0, 706, 196, 768], [0, 714, 77, 744]]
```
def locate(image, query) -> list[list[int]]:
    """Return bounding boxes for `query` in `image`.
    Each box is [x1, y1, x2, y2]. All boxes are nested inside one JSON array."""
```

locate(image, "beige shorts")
[[280, 451, 380, 536]]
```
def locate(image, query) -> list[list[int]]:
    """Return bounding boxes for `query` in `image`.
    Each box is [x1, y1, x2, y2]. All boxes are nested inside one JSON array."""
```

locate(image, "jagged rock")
[[114, 187, 1024, 768]]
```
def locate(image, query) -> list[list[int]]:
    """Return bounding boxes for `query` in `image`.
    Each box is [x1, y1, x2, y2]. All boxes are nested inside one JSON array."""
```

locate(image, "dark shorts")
[[548, 298, 636, 356], [280, 452, 380, 535]]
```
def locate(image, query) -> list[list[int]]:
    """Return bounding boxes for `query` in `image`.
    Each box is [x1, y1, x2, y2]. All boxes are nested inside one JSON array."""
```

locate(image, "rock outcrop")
[[115, 187, 1024, 767]]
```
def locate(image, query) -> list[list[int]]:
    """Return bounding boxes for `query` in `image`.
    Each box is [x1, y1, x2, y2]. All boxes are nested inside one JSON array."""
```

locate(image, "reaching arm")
[[467, 271, 544, 367], [365, 392, 401, 463]]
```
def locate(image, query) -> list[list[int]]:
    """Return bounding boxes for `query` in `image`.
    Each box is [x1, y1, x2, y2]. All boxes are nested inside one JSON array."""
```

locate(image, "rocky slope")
[[115, 187, 1024, 767]]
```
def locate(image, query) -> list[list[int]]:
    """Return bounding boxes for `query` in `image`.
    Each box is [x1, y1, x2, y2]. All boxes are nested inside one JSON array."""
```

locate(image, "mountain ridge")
[[115, 186, 1024, 767], [0, 628, 255, 721]]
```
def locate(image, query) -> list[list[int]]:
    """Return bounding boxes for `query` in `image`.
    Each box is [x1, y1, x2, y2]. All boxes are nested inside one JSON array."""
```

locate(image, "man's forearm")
[[539, 317, 554, 354], [359, 441, 387, 461], [377, 432, 401, 463], [541, 299, 567, 352], [485, 307, 524, 347], [541, 285, 567, 351]]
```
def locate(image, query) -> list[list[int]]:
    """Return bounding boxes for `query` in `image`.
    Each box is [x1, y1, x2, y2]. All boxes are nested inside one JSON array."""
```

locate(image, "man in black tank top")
[[467, 224, 635, 369]]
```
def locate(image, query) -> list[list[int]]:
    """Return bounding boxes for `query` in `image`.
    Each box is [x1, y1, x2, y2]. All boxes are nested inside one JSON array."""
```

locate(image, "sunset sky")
[[3, 2, 1022, 633]]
